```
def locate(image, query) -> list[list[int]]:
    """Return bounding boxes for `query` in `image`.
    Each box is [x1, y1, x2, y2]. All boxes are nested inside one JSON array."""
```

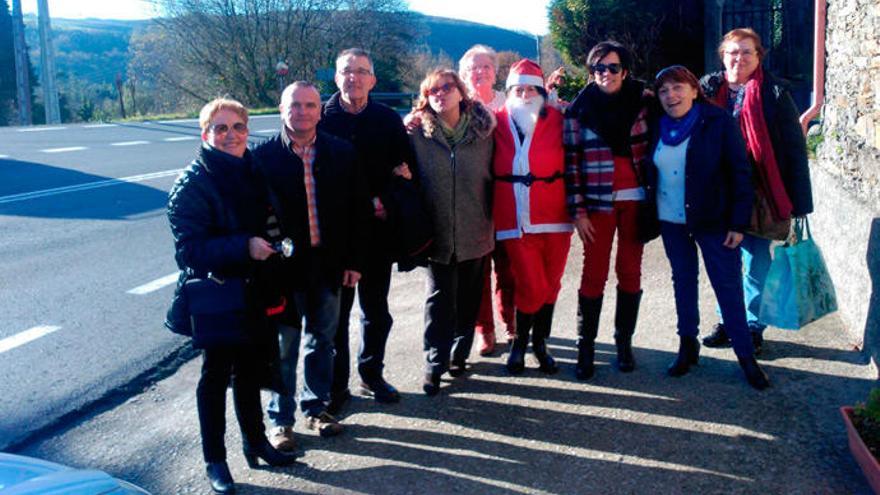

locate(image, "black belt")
[[495, 171, 563, 187]]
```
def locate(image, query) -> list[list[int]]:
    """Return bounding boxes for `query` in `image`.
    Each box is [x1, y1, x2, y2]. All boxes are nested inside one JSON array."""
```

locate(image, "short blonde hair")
[[198, 97, 248, 132], [718, 28, 766, 60]]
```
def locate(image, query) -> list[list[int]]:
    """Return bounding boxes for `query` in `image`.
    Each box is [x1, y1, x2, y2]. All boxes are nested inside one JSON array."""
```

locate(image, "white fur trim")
[[506, 74, 544, 89]]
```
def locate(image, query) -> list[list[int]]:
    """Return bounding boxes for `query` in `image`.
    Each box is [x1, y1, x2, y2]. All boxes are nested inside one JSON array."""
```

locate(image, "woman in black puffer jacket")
[[166, 98, 295, 494]]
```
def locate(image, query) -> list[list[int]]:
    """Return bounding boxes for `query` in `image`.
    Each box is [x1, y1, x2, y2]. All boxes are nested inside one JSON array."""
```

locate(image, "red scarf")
[[713, 66, 792, 221]]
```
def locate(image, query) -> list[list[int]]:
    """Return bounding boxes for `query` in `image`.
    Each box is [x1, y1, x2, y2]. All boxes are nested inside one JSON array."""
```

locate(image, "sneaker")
[[422, 372, 440, 396], [327, 389, 352, 416], [268, 425, 296, 451], [358, 379, 401, 403], [305, 411, 344, 437], [702, 323, 732, 348], [751, 332, 764, 356]]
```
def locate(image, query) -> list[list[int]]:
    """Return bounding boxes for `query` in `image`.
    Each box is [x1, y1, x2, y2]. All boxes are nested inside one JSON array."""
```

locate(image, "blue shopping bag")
[[758, 218, 838, 329]]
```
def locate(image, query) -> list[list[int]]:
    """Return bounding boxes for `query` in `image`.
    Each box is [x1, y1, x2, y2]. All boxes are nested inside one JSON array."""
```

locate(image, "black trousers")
[[423, 256, 488, 377], [197, 344, 266, 463]]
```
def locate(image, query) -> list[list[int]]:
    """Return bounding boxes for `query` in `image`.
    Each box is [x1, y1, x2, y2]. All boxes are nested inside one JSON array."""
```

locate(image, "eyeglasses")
[[723, 49, 756, 58], [590, 63, 622, 75], [208, 122, 248, 134], [339, 68, 373, 77], [428, 82, 456, 96]]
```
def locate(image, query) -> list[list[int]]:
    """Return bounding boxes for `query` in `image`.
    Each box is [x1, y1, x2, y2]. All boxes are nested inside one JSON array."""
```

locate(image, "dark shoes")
[[575, 340, 595, 380], [305, 411, 344, 437], [738, 355, 770, 390], [267, 425, 296, 452], [702, 323, 732, 348], [327, 389, 352, 416], [206, 461, 235, 494], [751, 332, 764, 356], [668, 336, 700, 377], [448, 360, 468, 377], [615, 337, 635, 373], [358, 378, 401, 403], [422, 372, 440, 396], [506, 338, 527, 375], [243, 437, 298, 468], [575, 295, 603, 381]]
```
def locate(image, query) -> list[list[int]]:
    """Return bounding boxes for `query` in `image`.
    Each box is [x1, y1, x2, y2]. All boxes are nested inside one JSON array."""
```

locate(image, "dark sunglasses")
[[590, 63, 622, 75], [209, 122, 248, 134], [428, 82, 456, 96]]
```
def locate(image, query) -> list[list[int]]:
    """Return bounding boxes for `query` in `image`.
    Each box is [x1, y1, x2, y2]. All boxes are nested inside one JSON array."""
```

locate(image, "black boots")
[[667, 336, 700, 376], [506, 311, 532, 374], [206, 461, 235, 494], [738, 355, 770, 390], [532, 304, 558, 374], [242, 437, 298, 468], [575, 295, 603, 380], [614, 289, 641, 373]]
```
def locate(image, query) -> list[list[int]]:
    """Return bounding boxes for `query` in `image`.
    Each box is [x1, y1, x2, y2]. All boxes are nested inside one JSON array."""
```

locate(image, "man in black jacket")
[[320, 48, 412, 413], [253, 81, 370, 448]]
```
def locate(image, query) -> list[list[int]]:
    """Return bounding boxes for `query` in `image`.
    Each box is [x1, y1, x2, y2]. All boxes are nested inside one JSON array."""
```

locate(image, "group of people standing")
[[165, 27, 812, 494]]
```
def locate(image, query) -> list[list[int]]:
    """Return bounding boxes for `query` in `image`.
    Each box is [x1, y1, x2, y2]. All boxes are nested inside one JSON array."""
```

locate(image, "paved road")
[[0, 116, 282, 449], [14, 232, 879, 494]]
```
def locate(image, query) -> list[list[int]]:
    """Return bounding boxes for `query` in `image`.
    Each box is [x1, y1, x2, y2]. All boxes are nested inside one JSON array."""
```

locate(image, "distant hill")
[[420, 16, 538, 62]]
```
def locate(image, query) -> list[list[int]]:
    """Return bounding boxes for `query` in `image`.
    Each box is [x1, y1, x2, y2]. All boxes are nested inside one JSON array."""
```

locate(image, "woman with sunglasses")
[[699, 28, 813, 354], [648, 65, 769, 390], [563, 40, 653, 380], [166, 98, 297, 493], [408, 68, 496, 395]]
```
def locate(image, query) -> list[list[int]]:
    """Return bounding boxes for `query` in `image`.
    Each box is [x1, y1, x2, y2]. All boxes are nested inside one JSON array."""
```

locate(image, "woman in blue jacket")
[[648, 66, 769, 390]]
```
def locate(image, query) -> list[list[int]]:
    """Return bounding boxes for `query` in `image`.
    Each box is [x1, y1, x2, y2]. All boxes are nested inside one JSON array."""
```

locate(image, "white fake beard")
[[507, 94, 544, 137]]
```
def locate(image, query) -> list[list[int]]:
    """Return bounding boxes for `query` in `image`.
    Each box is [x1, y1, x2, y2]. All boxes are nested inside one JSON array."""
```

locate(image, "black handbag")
[[184, 274, 250, 349]]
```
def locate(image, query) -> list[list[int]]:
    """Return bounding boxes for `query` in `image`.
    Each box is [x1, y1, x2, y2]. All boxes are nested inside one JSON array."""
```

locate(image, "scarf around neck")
[[580, 78, 646, 155], [440, 110, 472, 147], [713, 65, 792, 220], [660, 103, 701, 146]]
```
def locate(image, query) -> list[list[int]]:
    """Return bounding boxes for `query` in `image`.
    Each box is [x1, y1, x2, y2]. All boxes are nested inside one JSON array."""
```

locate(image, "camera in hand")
[[273, 238, 294, 258]]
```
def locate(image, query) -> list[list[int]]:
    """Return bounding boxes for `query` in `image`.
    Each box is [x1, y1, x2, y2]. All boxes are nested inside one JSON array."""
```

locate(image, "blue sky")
[[20, 0, 552, 35]]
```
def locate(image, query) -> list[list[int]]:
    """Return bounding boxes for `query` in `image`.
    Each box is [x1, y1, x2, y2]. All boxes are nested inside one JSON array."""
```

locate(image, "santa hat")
[[505, 59, 544, 89]]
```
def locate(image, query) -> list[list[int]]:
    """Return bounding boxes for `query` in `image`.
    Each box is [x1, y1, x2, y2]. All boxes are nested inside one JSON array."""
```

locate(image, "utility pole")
[[11, 0, 32, 126], [37, 0, 60, 124], [535, 34, 542, 66]]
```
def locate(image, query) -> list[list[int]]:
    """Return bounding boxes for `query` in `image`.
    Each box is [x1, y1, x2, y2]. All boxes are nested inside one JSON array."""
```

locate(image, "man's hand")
[[723, 231, 744, 249], [342, 270, 361, 288], [248, 237, 276, 260], [373, 197, 387, 220], [403, 112, 422, 132], [546, 66, 566, 91], [575, 216, 596, 244], [393, 162, 412, 180]]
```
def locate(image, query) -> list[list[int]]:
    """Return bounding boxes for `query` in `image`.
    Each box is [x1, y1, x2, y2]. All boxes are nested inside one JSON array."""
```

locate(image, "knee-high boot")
[[575, 295, 603, 380], [531, 303, 558, 374], [506, 310, 533, 375], [614, 288, 642, 372]]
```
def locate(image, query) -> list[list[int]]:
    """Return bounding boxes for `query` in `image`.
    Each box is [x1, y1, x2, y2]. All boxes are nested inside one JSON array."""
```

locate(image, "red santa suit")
[[493, 104, 572, 314]]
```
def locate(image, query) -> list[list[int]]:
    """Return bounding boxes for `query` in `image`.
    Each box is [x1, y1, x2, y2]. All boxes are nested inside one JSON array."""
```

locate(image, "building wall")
[[816, 0, 880, 365]]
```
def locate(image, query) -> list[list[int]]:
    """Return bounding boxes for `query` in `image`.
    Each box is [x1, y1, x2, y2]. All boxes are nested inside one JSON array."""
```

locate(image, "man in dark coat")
[[319, 48, 412, 413], [252, 81, 370, 449]]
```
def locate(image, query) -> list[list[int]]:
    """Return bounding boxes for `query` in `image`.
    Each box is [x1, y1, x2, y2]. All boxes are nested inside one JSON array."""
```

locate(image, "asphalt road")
[[0, 115, 282, 449]]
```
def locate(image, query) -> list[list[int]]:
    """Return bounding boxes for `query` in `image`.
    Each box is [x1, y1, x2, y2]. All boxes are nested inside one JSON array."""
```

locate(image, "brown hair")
[[198, 97, 248, 132], [653, 65, 705, 101], [718, 27, 766, 60], [413, 68, 473, 116]]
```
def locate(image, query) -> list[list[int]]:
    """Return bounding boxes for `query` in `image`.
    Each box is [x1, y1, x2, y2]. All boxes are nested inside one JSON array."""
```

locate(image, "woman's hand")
[[723, 231, 744, 249], [342, 270, 361, 288], [393, 162, 412, 180], [248, 237, 276, 260], [575, 216, 596, 244]]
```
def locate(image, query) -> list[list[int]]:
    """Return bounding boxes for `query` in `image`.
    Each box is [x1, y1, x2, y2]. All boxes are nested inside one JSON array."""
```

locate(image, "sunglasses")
[[590, 63, 622, 75], [209, 122, 248, 134], [428, 82, 456, 96]]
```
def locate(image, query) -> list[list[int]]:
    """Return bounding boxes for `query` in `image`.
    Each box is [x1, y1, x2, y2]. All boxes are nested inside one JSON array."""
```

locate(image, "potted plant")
[[842, 388, 880, 493]]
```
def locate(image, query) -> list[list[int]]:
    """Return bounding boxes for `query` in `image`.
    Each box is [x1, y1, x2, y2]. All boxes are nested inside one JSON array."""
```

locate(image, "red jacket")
[[492, 106, 572, 240]]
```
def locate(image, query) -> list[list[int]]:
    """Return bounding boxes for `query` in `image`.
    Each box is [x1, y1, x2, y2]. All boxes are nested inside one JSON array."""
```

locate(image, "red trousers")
[[503, 232, 572, 314], [580, 201, 643, 298], [475, 245, 516, 336]]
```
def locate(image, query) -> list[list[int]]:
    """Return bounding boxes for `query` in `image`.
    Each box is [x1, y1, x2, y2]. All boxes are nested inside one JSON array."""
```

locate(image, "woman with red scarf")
[[699, 28, 813, 354]]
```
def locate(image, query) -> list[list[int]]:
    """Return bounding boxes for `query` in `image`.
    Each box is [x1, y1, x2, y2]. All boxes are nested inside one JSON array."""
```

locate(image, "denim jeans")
[[716, 233, 772, 333], [333, 257, 393, 394], [659, 222, 755, 357], [423, 256, 487, 377], [267, 284, 340, 425]]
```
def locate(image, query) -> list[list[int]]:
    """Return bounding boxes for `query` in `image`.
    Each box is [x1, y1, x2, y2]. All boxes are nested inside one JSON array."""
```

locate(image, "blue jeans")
[[716, 233, 771, 333], [660, 222, 755, 358], [267, 284, 340, 426]]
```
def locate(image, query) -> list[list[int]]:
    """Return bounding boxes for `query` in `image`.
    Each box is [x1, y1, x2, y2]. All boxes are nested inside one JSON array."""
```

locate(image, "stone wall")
[[816, 0, 880, 365]]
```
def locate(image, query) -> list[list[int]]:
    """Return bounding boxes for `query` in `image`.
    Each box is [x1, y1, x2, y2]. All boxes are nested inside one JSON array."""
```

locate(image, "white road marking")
[[158, 118, 199, 124], [0, 325, 61, 354], [111, 140, 150, 146], [250, 114, 278, 119], [84, 123, 118, 128], [18, 126, 66, 132], [41, 146, 88, 153], [0, 155, 8, 159], [128, 273, 179, 295], [0, 169, 182, 205], [164, 136, 198, 142], [253, 128, 277, 134]]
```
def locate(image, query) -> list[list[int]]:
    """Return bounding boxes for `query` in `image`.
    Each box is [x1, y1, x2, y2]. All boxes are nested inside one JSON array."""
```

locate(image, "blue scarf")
[[660, 103, 701, 146]]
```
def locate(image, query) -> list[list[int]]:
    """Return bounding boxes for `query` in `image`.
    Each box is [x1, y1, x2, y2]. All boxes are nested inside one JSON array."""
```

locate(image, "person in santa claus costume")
[[493, 59, 573, 375]]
